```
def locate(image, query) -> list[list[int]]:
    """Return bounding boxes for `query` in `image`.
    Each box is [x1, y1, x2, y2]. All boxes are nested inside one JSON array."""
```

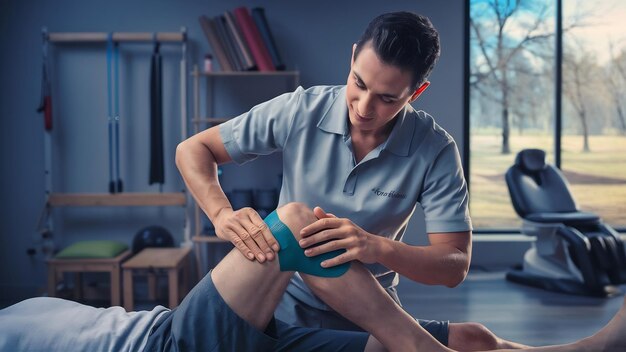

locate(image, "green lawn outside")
[[469, 134, 626, 229]]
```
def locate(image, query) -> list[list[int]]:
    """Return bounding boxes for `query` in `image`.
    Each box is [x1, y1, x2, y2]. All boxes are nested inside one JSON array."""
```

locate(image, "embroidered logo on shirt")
[[371, 188, 407, 199]]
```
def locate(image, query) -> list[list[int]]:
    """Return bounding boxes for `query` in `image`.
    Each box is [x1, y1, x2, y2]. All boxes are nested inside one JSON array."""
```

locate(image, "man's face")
[[345, 43, 417, 136]]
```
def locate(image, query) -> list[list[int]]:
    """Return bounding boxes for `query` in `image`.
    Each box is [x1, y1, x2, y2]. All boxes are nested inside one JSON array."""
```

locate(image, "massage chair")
[[505, 149, 626, 296]]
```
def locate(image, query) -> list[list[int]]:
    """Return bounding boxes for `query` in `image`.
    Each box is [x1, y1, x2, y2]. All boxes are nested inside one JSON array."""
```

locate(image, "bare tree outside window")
[[607, 43, 626, 136], [561, 0, 626, 227], [469, 0, 626, 230], [470, 0, 554, 154]]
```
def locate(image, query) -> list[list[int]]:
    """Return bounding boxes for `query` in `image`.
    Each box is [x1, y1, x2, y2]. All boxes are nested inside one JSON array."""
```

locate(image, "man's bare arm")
[[176, 126, 279, 262], [375, 231, 472, 287]]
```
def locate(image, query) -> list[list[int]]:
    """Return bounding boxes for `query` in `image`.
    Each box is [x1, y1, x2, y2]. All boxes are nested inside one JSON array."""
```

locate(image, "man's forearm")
[[175, 139, 231, 222], [375, 236, 471, 287]]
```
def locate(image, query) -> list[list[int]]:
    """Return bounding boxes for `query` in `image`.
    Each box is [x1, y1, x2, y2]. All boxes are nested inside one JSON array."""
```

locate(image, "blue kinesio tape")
[[264, 210, 350, 278]]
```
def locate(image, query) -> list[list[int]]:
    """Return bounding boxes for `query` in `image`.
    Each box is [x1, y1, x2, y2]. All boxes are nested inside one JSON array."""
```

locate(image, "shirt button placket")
[[342, 134, 357, 196], [343, 169, 357, 196]]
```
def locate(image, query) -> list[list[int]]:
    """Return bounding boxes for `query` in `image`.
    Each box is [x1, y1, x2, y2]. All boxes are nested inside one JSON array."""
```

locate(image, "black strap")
[[149, 39, 164, 185]]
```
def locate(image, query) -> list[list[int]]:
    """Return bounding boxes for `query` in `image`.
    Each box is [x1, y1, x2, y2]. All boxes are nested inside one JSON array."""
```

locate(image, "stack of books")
[[199, 6, 286, 72]]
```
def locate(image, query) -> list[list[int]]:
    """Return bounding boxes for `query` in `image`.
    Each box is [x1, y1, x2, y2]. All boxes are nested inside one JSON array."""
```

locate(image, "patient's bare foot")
[[578, 296, 626, 352]]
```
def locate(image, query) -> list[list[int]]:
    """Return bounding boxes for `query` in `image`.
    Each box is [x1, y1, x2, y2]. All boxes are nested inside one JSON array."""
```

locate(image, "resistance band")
[[264, 210, 351, 278], [149, 38, 164, 185], [106, 34, 115, 193], [106, 34, 123, 193], [113, 40, 123, 192]]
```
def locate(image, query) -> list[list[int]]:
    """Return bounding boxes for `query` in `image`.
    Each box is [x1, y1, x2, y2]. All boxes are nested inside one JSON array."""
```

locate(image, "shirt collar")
[[382, 105, 416, 157], [317, 86, 415, 157], [317, 86, 350, 136]]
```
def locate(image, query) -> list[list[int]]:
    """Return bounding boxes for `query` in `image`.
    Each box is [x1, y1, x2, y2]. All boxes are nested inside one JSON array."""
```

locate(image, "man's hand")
[[298, 207, 380, 267], [214, 207, 279, 263]]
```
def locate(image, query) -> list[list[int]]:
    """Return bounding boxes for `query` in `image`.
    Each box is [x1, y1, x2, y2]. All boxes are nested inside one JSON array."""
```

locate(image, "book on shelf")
[[224, 11, 257, 71], [198, 15, 233, 72], [251, 7, 286, 71], [233, 6, 275, 71], [213, 15, 242, 71], [199, 7, 287, 72]]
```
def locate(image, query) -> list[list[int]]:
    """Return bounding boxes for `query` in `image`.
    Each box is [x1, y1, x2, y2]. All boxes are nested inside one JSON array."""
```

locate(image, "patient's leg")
[[493, 296, 626, 352], [570, 298, 626, 352], [213, 201, 626, 352], [210, 202, 445, 351], [276, 202, 451, 352], [306, 262, 452, 351], [210, 205, 373, 352], [210, 201, 354, 332], [271, 203, 626, 352], [210, 234, 292, 332]]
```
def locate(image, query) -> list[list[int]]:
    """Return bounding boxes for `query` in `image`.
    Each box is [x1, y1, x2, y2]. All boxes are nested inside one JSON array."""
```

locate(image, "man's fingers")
[[259, 222, 280, 254], [304, 237, 348, 257], [299, 228, 343, 248], [242, 222, 272, 261], [217, 208, 278, 262], [237, 229, 266, 262], [313, 206, 327, 219], [227, 221, 265, 262], [313, 206, 338, 219], [224, 229, 255, 260], [320, 251, 352, 268], [249, 212, 280, 253], [300, 218, 338, 238]]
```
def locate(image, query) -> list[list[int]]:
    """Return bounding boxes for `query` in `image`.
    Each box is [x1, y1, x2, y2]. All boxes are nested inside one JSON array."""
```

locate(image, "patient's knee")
[[276, 202, 316, 240], [265, 203, 350, 278]]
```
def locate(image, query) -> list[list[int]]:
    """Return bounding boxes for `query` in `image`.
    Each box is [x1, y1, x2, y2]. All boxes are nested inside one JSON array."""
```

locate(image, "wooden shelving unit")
[[48, 193, 187, 207], [191, 235, 228, 243], [42, 29, 191, 248]]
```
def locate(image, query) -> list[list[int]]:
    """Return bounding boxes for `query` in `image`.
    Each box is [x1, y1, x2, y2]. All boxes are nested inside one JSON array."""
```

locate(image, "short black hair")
[[354, 11, 441, 90]]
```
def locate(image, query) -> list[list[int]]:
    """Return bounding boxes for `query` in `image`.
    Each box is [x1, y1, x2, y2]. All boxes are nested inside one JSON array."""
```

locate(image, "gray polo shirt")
[[221, 85, 471, 309]]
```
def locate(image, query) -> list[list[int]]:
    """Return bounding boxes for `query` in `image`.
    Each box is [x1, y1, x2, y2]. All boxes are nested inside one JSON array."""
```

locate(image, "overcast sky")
[[565, 0, 626, 64]]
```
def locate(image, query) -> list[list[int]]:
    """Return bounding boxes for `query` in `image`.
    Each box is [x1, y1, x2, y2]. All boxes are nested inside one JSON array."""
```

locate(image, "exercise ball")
[[132, 226, 174, 254]]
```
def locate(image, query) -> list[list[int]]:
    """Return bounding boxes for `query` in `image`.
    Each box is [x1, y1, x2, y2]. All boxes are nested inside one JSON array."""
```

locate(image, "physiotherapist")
[[176, 11, 513, 351]]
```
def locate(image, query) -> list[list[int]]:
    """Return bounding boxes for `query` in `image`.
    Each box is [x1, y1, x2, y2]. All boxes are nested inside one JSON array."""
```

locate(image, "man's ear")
[[409, 81, 430, 102]]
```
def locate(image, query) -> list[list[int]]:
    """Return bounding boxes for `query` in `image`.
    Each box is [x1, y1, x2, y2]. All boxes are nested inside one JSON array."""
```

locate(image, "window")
[[468, 0, 626, 231], [561, 0, 626, 229]]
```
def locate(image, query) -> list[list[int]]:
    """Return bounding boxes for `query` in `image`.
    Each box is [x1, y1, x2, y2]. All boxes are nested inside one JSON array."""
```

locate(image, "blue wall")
[[0, 0, 465, 300]]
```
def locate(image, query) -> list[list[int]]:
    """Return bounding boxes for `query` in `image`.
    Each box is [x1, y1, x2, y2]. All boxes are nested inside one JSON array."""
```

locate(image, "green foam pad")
[[264, 210, 350, 278], [55, 240, 128, 259]]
